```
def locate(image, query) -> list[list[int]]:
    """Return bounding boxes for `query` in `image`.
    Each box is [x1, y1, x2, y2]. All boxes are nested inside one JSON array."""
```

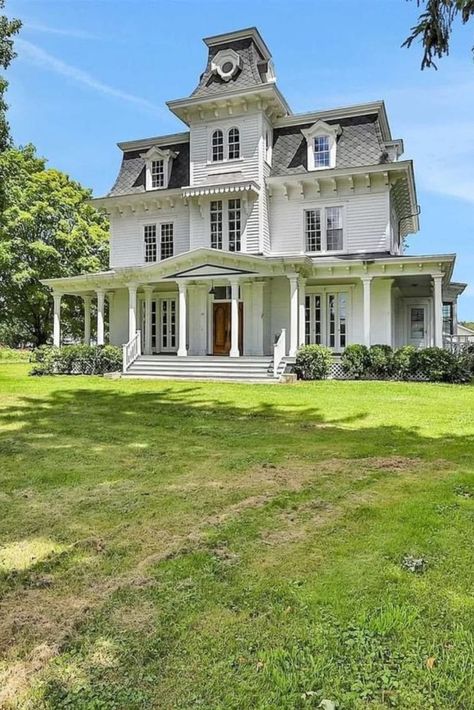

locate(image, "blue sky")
[[6, 0, 474, 318]]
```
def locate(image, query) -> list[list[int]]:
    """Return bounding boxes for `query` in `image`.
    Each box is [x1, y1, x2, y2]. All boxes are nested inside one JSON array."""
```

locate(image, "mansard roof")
[[191, 27, 274, 99], [108, 139, 190, 197], [271, 113, 388, 176]]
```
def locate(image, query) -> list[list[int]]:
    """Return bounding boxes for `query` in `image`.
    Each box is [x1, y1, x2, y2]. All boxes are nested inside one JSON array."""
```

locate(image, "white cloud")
[[16, 39, 163, 115], [23, 22, 100, 40]]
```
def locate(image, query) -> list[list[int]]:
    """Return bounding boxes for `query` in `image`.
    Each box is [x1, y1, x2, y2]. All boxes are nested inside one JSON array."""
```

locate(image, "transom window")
[[210, 127, 242, 162], [151, 159, 165, 188], [144, 223, 174, 262], [160, 223, 174, 260], [304, 206, 343, 252], [314, 136, 330, 168], [144, 224, 157, 263], [212, 130, 224, 162], [210, 198, 241, 252]]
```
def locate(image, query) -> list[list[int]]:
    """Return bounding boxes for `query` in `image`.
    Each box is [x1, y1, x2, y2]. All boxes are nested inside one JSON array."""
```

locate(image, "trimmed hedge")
[[294, 345, 332, 380], [30, 345, 122, 376], [341, 344, 471, 384]]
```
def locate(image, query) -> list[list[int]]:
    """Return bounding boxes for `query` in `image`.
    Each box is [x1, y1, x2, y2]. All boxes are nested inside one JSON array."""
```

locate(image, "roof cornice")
[[273, 100, 391, 140], [203, 27, 272, 60], [117, 131, 189, 152]]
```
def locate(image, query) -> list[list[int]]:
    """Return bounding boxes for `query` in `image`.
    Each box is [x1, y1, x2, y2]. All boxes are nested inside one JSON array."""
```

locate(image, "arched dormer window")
[[212, 130, 224, 162], [302, 120, 341, 171], [228, 127, 240, 160], [140, 145, 177, 190]]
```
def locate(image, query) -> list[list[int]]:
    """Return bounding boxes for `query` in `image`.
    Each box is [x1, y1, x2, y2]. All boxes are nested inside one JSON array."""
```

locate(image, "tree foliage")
[[0, 0, 21, 152], [0, 145, 109, 346], [403, 0, 474, 69]]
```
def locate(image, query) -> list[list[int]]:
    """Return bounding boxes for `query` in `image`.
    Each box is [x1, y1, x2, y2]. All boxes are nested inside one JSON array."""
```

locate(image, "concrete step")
[[125, 355, 278, 381]]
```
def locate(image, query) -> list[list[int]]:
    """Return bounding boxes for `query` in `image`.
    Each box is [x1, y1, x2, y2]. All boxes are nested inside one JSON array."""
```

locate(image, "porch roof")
[[40, 249, 457, 295]]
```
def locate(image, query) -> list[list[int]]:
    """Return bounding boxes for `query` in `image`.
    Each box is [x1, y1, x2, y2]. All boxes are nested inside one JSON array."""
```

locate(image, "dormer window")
[[151, 160, 165, 188], [302, 120, 341, 171], [141, 145, 177, 190]]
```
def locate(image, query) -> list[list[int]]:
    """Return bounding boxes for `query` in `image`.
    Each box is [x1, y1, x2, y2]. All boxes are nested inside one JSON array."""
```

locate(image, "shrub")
[[410, 347, 470, 384], [294, 344, 332, 380], [341, 344, 370, 379], [0, 347, 30, 362], [367, 344, 394, 378], [30, 345, 122, 376], [392, 346, 417, 379]]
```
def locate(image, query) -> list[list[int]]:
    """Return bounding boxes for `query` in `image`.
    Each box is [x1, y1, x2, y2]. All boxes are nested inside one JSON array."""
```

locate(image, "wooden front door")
[[213, 302, 243, 355]]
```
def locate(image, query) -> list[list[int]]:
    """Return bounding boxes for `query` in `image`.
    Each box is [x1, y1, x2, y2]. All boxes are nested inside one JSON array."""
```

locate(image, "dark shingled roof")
[[108, 141, 190, 197], [191, 37, 268, 98], [271, 114, 387, 175]]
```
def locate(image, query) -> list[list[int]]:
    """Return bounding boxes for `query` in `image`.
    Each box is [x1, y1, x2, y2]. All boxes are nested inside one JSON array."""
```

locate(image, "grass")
[[0, 363, 473, 709]]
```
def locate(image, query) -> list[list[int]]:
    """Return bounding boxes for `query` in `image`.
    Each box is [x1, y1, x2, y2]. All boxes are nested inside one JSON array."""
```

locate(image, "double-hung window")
[[212, 130, 224, 162], [144, 223, 174, 262], [442, 302, 453, 335], [304, 206, 343, 252], [313, 136, 330, 168], [151, 160, 165, 189], [160, 223, 174, 260], [144, 225, 157, 263], [210, 199, 241, 251]]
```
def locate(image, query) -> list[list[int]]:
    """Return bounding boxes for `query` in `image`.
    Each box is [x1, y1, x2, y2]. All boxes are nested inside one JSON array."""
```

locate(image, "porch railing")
[[123, 330, 141, 373], [443, 333, 474, 353], [273, 328, 287, 377]]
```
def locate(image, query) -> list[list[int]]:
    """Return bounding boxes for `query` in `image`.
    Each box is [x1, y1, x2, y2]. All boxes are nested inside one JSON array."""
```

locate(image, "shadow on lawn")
[[0, 382, 473, 707]]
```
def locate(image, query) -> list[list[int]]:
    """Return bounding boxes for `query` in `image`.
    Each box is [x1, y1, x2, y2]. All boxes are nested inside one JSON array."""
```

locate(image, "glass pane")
[[338, 293, 347, 348], [410, 308, 425, 338], [328, 294, 335, 347]]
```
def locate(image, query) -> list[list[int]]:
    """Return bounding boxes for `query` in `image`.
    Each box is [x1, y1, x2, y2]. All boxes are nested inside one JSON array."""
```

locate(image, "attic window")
[[140, 146, 177, 190], [302, 120, 341, 172], [211, 49, 242, 82]]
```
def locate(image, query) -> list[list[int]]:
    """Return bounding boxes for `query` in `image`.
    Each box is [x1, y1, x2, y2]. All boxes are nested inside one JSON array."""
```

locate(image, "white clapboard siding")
[[190, 113, 260, 186], [110, 204, 190, 268], [269, 188, 390, 255]]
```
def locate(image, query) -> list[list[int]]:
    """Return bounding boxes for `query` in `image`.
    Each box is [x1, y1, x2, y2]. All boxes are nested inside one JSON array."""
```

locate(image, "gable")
[[164, 263, 257, 279]]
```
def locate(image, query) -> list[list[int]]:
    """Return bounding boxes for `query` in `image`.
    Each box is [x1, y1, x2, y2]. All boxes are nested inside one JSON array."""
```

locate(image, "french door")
[[141, 298, 177, 353], [305, 292, 348, 351]]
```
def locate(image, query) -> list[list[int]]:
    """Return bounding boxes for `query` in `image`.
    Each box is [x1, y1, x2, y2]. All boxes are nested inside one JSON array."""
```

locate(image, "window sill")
[[206, 158, 245, 168], [306, 250, 345, 256]]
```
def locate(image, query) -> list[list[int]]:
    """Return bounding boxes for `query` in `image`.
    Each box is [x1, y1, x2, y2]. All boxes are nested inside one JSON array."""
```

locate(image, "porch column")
[[177, 282, 187, 357], [96, 289, 105, 346], [253, 280, 264, 356], [362, 276, 372, 347], [288, 274, 299, 357], [433, 274, 443, 347], [230, 277, 240, 357], [143, 286, 153, 355], [127, 283, 138, 341], [298, 277, 306, 347], [82, 295, 92, 345], [53, 291, 62, 347]]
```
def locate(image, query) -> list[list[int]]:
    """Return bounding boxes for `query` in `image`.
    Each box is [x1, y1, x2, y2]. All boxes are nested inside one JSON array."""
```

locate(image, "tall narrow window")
[[314, 135, 330, 168], [144, 224, 157, 263], [228, 198, 241, 252], [305, 209, 322, 252], [210, 200, 223, 249], [160, 223, 174, 260], [328, 294, 336, 348], [228, 127, 240, 159], [326, 207, 343, 250], [151, 160, 165, 188], [212, 130, 224, 162], [442, 302, 453, 335]]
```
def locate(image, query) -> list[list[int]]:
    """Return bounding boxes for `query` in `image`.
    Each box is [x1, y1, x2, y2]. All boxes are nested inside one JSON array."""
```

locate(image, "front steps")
[[124, 355, 280, 382]]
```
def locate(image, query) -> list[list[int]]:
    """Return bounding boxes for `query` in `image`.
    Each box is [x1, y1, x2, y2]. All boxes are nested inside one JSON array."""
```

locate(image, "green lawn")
[[0, 364, 473, 709]]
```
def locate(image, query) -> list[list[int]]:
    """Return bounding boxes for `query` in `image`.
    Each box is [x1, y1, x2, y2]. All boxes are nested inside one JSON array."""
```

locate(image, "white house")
[[43, 27, 467, 379]]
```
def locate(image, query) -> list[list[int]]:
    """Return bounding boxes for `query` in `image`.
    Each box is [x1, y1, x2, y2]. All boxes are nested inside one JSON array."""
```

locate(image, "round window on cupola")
[[211, 49, 242, 82], [221, 61, 234, 74]]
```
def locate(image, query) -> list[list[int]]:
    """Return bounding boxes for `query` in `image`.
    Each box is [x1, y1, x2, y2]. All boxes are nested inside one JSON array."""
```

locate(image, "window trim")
[[142, 221, 175, 263], [301, 119, 340, 172], [208, 198, 243, 252], [208, 125, 244, 164], [140, 145, 177, 191], [304, 205, 345, 254]]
